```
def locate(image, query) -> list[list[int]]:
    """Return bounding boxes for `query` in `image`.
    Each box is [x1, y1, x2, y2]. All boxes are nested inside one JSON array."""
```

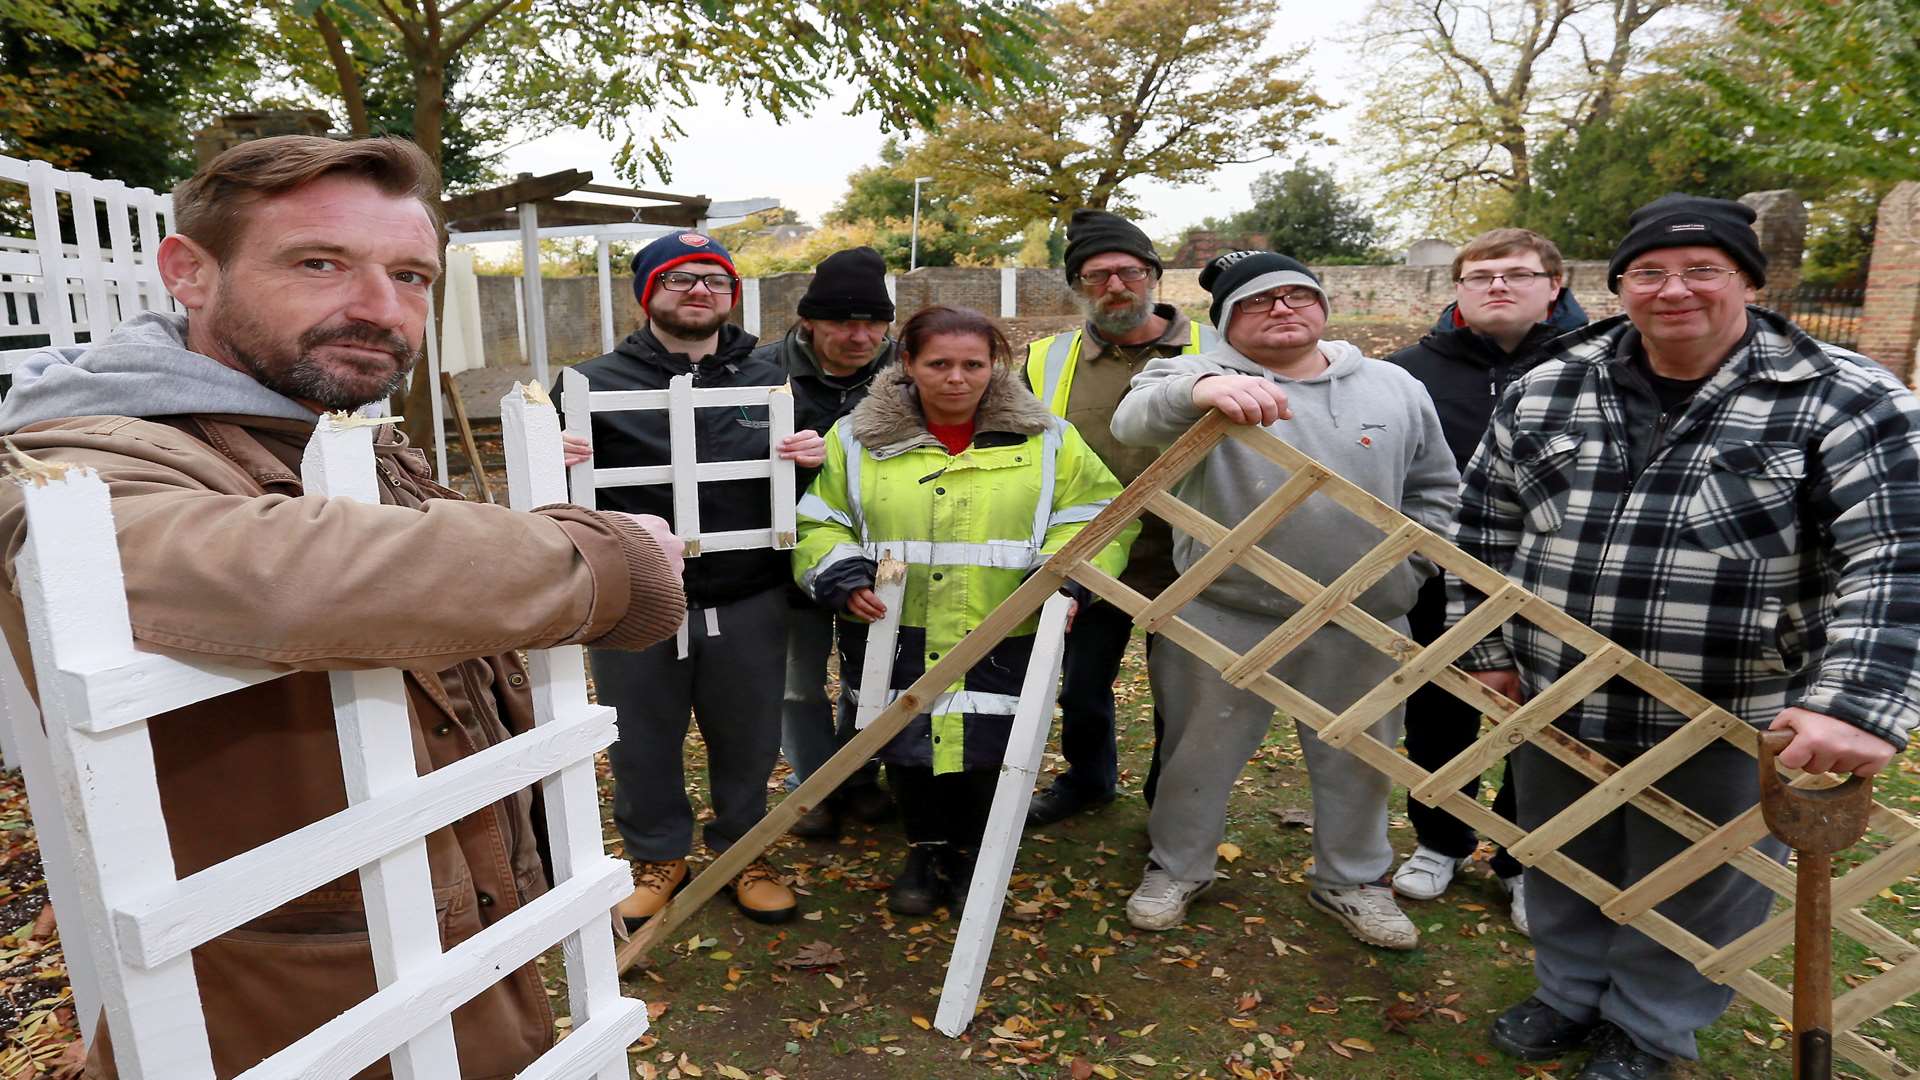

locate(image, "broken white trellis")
[[10, 410, 647, 1078], [559, 367, 796, 556]]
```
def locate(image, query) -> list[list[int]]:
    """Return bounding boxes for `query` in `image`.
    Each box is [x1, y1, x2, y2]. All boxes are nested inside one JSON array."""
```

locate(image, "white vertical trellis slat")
[[302, 416, 461, 1080], [500, 380, 650, 1080], [558, 366, 798, 557], [934, 591, 1073, 1037], [22, 159, 79, 350], [8, 410, 643, 1077], [852, 557, 909, 731]]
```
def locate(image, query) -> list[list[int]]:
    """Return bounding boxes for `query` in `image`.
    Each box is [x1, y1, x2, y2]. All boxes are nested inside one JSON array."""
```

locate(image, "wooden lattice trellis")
[[625, 411, 1920, 1079]]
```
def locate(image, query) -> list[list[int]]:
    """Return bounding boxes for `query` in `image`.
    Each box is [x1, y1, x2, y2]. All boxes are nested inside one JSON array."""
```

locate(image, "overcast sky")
[[500, 9, 1369, 241]]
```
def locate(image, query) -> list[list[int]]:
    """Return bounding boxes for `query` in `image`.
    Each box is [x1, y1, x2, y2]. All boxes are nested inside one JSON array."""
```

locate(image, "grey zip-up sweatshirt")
[[1111, 338, 1461, 620]]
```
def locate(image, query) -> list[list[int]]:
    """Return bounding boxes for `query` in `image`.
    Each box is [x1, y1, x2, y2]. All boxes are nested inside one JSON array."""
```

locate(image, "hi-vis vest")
[[1025, 322, 1217, 418]]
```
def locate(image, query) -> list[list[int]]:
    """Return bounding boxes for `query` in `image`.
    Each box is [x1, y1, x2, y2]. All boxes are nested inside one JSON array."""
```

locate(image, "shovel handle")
[[1792, 847, 1835, 1080]]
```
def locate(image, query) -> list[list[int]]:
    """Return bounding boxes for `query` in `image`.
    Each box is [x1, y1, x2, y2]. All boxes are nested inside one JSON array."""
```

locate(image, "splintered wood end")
[[875, 555, 908, 586], [520, 381, 554, 408], [325, 411, 403, 429], [2, 439, 71, 487]]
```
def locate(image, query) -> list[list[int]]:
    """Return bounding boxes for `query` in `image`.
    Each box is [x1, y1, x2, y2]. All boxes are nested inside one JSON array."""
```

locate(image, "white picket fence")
[[0, 156, 177, 374], [6, 398, 648, 1078], [559, 367, 797, 556]]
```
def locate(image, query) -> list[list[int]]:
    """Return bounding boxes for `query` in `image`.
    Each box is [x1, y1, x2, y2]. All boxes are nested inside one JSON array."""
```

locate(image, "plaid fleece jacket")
[[1449, 308, 1920, 749]]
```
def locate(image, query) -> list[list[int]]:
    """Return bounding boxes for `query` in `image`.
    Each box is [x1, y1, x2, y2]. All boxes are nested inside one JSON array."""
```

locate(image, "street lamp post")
[[910, 175, 933, 271]]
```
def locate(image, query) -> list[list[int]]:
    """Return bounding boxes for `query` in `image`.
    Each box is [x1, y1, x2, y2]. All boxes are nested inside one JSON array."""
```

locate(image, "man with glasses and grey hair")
[[556, 230, 824, 932], [1021, 209, 1217, 828], [1452, 194, 1920, 1079], [1112, 251, 1460, 942]]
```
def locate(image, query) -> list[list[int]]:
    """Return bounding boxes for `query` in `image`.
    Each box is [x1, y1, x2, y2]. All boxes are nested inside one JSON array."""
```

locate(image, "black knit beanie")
[[1062, 209, 1163, 284], [631, 230, 739, 309], [1607, 193, 1767, 293], [797, 246, 895, 322], [1199, 250, 1328, 335]]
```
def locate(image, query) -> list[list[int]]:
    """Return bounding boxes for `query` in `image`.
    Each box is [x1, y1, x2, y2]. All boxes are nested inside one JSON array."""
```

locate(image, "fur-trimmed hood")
[[847, 361, 1053, 458]]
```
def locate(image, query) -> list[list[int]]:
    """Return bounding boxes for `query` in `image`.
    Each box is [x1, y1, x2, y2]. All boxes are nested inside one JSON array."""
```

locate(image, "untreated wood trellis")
[[624, 411, 1920, 1079]]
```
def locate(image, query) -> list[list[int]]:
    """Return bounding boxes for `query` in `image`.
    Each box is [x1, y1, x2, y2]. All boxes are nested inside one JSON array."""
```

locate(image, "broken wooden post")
[[853, 556, 909, 730]]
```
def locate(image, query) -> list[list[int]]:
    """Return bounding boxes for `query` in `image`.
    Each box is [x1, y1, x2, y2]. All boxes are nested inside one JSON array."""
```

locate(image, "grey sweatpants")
[[1514, 738, 1786, 1061], [1147, 597, 1404, 889], [590, 585, 790, 862], [780, 603, 873, 787]]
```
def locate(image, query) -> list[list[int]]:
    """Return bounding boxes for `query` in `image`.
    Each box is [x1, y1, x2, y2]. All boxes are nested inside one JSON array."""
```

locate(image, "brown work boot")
[[616, 858, 689, 933], [728, 859, 798, 924]]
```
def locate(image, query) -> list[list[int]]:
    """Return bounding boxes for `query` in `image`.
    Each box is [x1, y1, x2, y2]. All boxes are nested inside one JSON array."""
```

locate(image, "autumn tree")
[[901, 0, 1325, 229], [1354, 0, 1693, 231], [823, 137, 1010, 268]]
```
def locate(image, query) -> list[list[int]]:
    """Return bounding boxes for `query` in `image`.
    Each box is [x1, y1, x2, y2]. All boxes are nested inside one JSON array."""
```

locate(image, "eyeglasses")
[[1076, 266, 1153, 287], [657, 271, 738, 293], [1456, 270, 1550, 290], [1618, 266, 1742, 293], [1234, 289, 1321, 314]]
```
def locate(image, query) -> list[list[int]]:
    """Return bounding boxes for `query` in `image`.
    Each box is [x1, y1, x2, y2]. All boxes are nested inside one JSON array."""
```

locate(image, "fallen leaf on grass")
[[714, 1066, 751, 1080], [1217, 842, 1242, 863], [1127, 1052, 1159, 1066], [1274, 808, 1314, 827], [1340, 1037, 1376, 1053], [777, 941, 845, 970], [911, 1015, 931, 1030], [1070, 1057, 1095, 1080]]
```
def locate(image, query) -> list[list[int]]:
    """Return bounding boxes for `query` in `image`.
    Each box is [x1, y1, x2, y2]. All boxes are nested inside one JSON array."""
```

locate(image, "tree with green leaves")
[[290, 0, 1049, 181], [901, 0, 1324, 229], [822, 137, 1010, 268], [0, 0, 254, 187], [1204, 161, 1384, 264], [1515, 85, 1802, 258], [1685, 0, 1919, 184]]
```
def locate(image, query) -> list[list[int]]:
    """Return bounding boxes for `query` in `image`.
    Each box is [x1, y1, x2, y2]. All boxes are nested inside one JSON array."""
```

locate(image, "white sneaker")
[[1309, 883, 1419, 950], [1502, 873, 1530, 937], [1126, 865, 1213, 931], [1391, 845, 1462, 900]]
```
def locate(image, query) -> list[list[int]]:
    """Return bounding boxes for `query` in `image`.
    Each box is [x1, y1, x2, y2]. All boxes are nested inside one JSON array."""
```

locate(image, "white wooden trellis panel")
[[559, 366, 798, 556], [935, 592, 1071, 1037], [10, 413, 643, 1077], [0, 153, 178, 374], [852, 558, 909, 731], [500, 381, 649, 1080]]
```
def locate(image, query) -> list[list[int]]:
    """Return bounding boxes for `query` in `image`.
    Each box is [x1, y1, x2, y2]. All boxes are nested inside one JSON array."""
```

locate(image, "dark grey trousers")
[[1514, 738, 1786, 1061], [590, 585, 790, 862]]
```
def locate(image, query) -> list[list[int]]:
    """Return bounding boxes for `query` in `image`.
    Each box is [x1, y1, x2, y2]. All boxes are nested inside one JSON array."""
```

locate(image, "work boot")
[[616, 858, 689, 933], [1025, 781, 1115, 828], [788, 801, 839, 840], [1490, 995, 1597, 1061], [886, 845, 951, 915], [839, 780, 896, 825], [1577, 1023, 1673, 1079], [939, 845, 978, 913], [727, 859, 798, 924]]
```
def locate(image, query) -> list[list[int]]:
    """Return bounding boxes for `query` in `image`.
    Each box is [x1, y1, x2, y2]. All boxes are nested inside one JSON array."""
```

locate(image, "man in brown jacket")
[[0, 136, 687, 1078]]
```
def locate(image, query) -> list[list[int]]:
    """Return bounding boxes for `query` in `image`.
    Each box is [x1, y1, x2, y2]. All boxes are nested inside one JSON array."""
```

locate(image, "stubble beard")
[[216, 306, 418, 411]]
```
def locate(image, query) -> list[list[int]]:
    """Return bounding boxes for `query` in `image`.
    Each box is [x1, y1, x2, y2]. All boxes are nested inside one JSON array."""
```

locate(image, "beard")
[[216, 306, 418, 411], [1073, 289, 1152, 338], [649, 299, 731, 340]]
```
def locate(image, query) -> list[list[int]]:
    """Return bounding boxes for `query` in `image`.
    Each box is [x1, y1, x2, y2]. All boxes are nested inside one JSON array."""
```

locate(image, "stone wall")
[[477, 261, 1631, 367], [1859, 181, 1920, 383]]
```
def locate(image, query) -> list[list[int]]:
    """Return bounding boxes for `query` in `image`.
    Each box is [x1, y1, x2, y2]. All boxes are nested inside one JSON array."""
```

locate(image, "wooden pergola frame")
[[621, 413, 1920, 1079]]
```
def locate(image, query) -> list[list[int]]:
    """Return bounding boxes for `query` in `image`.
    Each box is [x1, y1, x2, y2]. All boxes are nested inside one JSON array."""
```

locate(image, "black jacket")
[[557, 322, 787, 609], [746, 324, 896, 493], [1385, 289, 1589, 471]]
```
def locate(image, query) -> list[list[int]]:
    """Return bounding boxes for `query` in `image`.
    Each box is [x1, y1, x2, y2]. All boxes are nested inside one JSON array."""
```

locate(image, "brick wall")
[[474, 260, 1628, 368], [1860, 181, 1920, 384]]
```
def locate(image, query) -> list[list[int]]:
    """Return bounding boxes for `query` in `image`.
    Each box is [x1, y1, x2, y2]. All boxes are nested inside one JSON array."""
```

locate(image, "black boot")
[[1576, 1024, 1673, 1079], [839, 780, 897, 825], [1490, 995, 1597, 1060], [886, 845, 951, 915], [938, 846, 978, 913]]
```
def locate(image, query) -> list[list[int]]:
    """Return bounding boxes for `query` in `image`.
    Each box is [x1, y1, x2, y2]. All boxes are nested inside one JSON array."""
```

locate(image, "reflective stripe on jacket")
[[1025, 321, 1212, 418], [793, 367, 1134, 772]]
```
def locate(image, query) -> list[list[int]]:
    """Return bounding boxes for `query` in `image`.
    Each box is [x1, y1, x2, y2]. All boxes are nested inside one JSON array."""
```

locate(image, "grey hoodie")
[[0, 311, 322, 434], [1110, 338, 1460, 620]]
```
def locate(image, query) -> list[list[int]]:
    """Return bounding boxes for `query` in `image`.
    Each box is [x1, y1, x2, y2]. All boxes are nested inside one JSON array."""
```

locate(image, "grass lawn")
[[564, 634, 1920, 1080]]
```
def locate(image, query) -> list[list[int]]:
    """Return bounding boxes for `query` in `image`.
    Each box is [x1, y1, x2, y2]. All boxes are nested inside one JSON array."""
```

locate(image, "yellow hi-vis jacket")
[[792, 367, 1135, 774], [1024, 321, 1213, 418]]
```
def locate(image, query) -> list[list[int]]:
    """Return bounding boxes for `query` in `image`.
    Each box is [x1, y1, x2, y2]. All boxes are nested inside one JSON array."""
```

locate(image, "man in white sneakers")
[[1111, 251, 1460, 946]]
